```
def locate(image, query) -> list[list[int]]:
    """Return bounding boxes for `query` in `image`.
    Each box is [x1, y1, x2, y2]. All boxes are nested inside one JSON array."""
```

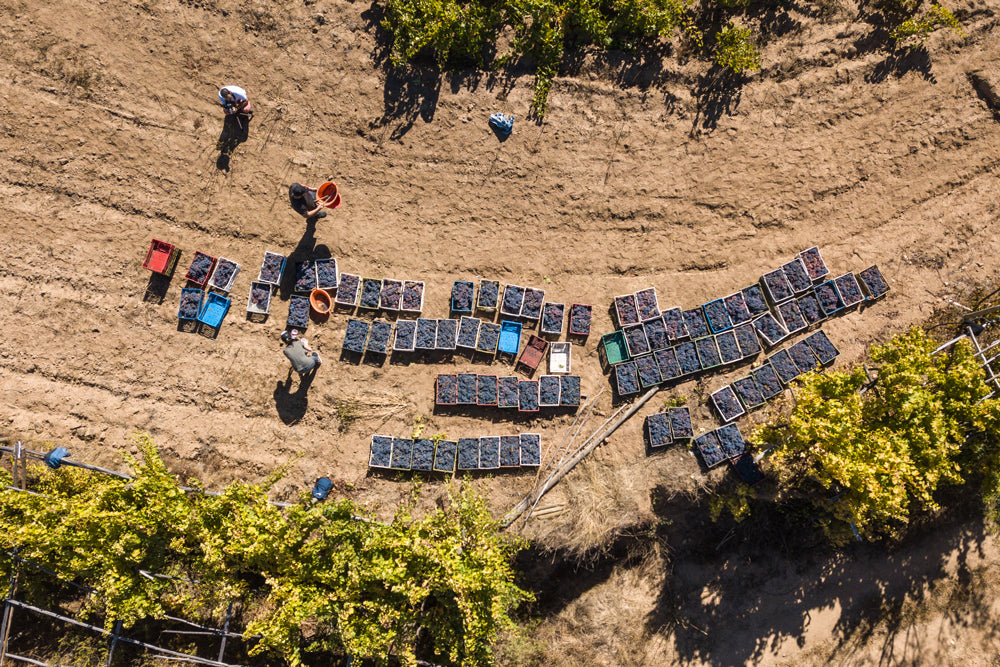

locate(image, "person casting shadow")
[[273, 330, 321, 424], [216, 85, 253, 170]]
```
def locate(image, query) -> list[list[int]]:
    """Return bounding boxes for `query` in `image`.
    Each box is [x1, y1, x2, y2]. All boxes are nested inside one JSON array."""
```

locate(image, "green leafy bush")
[[713, 22, 761, 73], [757, 329, 1000, 543], [890, 3, 962, 43], [0, 434, 530, 666]]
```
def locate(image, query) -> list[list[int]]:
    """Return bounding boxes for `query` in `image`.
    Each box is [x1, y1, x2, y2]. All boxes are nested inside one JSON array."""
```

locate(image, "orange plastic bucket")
[[317, 182, 341, 209], [310, 288, 331, 315]]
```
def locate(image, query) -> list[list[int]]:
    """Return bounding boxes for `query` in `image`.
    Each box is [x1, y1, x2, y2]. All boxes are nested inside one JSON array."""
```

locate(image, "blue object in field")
[[489, 112, 514, 135], [498, 320, 523, 355], [44, 447, 71, 469], [312, 476, 334, 501], [197, 292, 231, 328]]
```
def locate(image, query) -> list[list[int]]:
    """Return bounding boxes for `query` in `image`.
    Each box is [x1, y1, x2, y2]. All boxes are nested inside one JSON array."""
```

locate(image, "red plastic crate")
[[142, 239, 179, 275]]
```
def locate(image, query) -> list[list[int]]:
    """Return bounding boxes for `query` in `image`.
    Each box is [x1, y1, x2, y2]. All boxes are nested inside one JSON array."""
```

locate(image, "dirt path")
[[1, 0, 999, 662]]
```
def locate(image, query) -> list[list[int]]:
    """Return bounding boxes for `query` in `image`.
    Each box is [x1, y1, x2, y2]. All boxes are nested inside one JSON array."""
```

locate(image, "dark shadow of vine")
[[515, 474, 997, 667]]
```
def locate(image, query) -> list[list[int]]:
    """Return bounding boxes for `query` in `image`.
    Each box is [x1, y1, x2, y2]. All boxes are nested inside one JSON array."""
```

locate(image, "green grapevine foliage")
[[890, 3, 962, 43], [381, 0, 697, 117], [713, 22, 761, 74], [0, 433, 530, 666], [758, 329, 1000, 543]]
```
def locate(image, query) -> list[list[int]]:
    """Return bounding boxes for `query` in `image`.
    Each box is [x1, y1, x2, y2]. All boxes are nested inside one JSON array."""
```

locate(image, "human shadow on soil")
[[273, 368, 316, 424], [216, 114, 250, 171], [517, 480, 997, 667]]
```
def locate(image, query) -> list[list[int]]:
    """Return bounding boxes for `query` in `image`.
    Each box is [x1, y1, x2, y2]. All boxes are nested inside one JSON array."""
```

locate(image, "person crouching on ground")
[[218, 85, 253, 119], [289, 183, 328, 221], [281, 329, 321, 376]]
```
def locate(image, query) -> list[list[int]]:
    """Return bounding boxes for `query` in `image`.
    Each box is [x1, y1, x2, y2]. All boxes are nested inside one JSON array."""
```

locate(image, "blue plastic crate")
[[197, 292, 230, 328]]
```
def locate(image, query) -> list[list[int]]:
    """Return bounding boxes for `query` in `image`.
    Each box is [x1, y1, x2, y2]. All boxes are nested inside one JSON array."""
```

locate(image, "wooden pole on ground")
[[502, 385, 661, 528]]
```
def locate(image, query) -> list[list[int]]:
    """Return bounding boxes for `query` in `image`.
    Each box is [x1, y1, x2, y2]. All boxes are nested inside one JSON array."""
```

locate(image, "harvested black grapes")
[[668, 407, 693, 439], [711, 386, 744, 422], [401, 281, 424, 311], [724, 292, 752, 325], [703, 299, 732, 333], [732, 375, 764, 408], [752, 313, 788, 346], [248, 283, 271, 312], [287, 296, 310, 328], [799, 246, 829, 281], [858, 265, 889, 298], [762, 269, 793, 302], [315, 259, 338, 289], [500, 436, 520, 467], [457, 373, 477, 403], [662, 308, 688, 340], [380, 279, 403, 310], [635, 354, 661, 387], [178, 288, 202, 319], [781, 258, 812, 293], [615, 362, 640, 394], [210, 258, 238, 289], [477, 375, 498, 405], [498, 376, 519, 407], [521, 288, 544, 319], [815, 281, 844, 315], [624, 324, 650, 356], [502, 285, 525, 315], [635, 287, 659, 321], [336, 273, 360, 304], [644, 318, 669, 351], [294, 261, 316, 293], [646, 412, 672, 448], [342, 319, 369, 353], [769, 349, 800, 384], [518, 380, 539, 411], [753, 364, 783, 399], [834, 273, 864, 307], [569, 303, 591, 335], [695, 430, 726, 467], [716, 424, 746, 459], [541, 303, 564, 334], [788, 340, 819, 373], [696, 337, 722, 369], [716, 330, 742, 364], [539, 375, 561, 405], [259, 252, 284, 284], [478, 280, 499, 309], [654, 348, 681, 380], [559, 376, 580, 406], [359, 278, 381, 309], [682, 308, 711, 339], [614, 294, 640, 326], [451, 281, 474, 312], [367, 320, 392, 354], [186, 252, 214, 284], [394, 320, 416, 351], [457, 317, 480, 348], [675, 341, 701, 375], [436, 375, 458, 404], [520, 434, 541, 466], [742, 284, 769, 316]]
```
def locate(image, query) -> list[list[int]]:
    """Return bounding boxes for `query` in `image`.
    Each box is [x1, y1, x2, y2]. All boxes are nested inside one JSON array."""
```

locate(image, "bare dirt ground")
[[1, 0, 1000, 662]]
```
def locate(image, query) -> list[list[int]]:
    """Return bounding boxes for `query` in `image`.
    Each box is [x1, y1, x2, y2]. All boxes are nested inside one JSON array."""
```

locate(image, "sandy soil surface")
[[1, 0, 999, 662]]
